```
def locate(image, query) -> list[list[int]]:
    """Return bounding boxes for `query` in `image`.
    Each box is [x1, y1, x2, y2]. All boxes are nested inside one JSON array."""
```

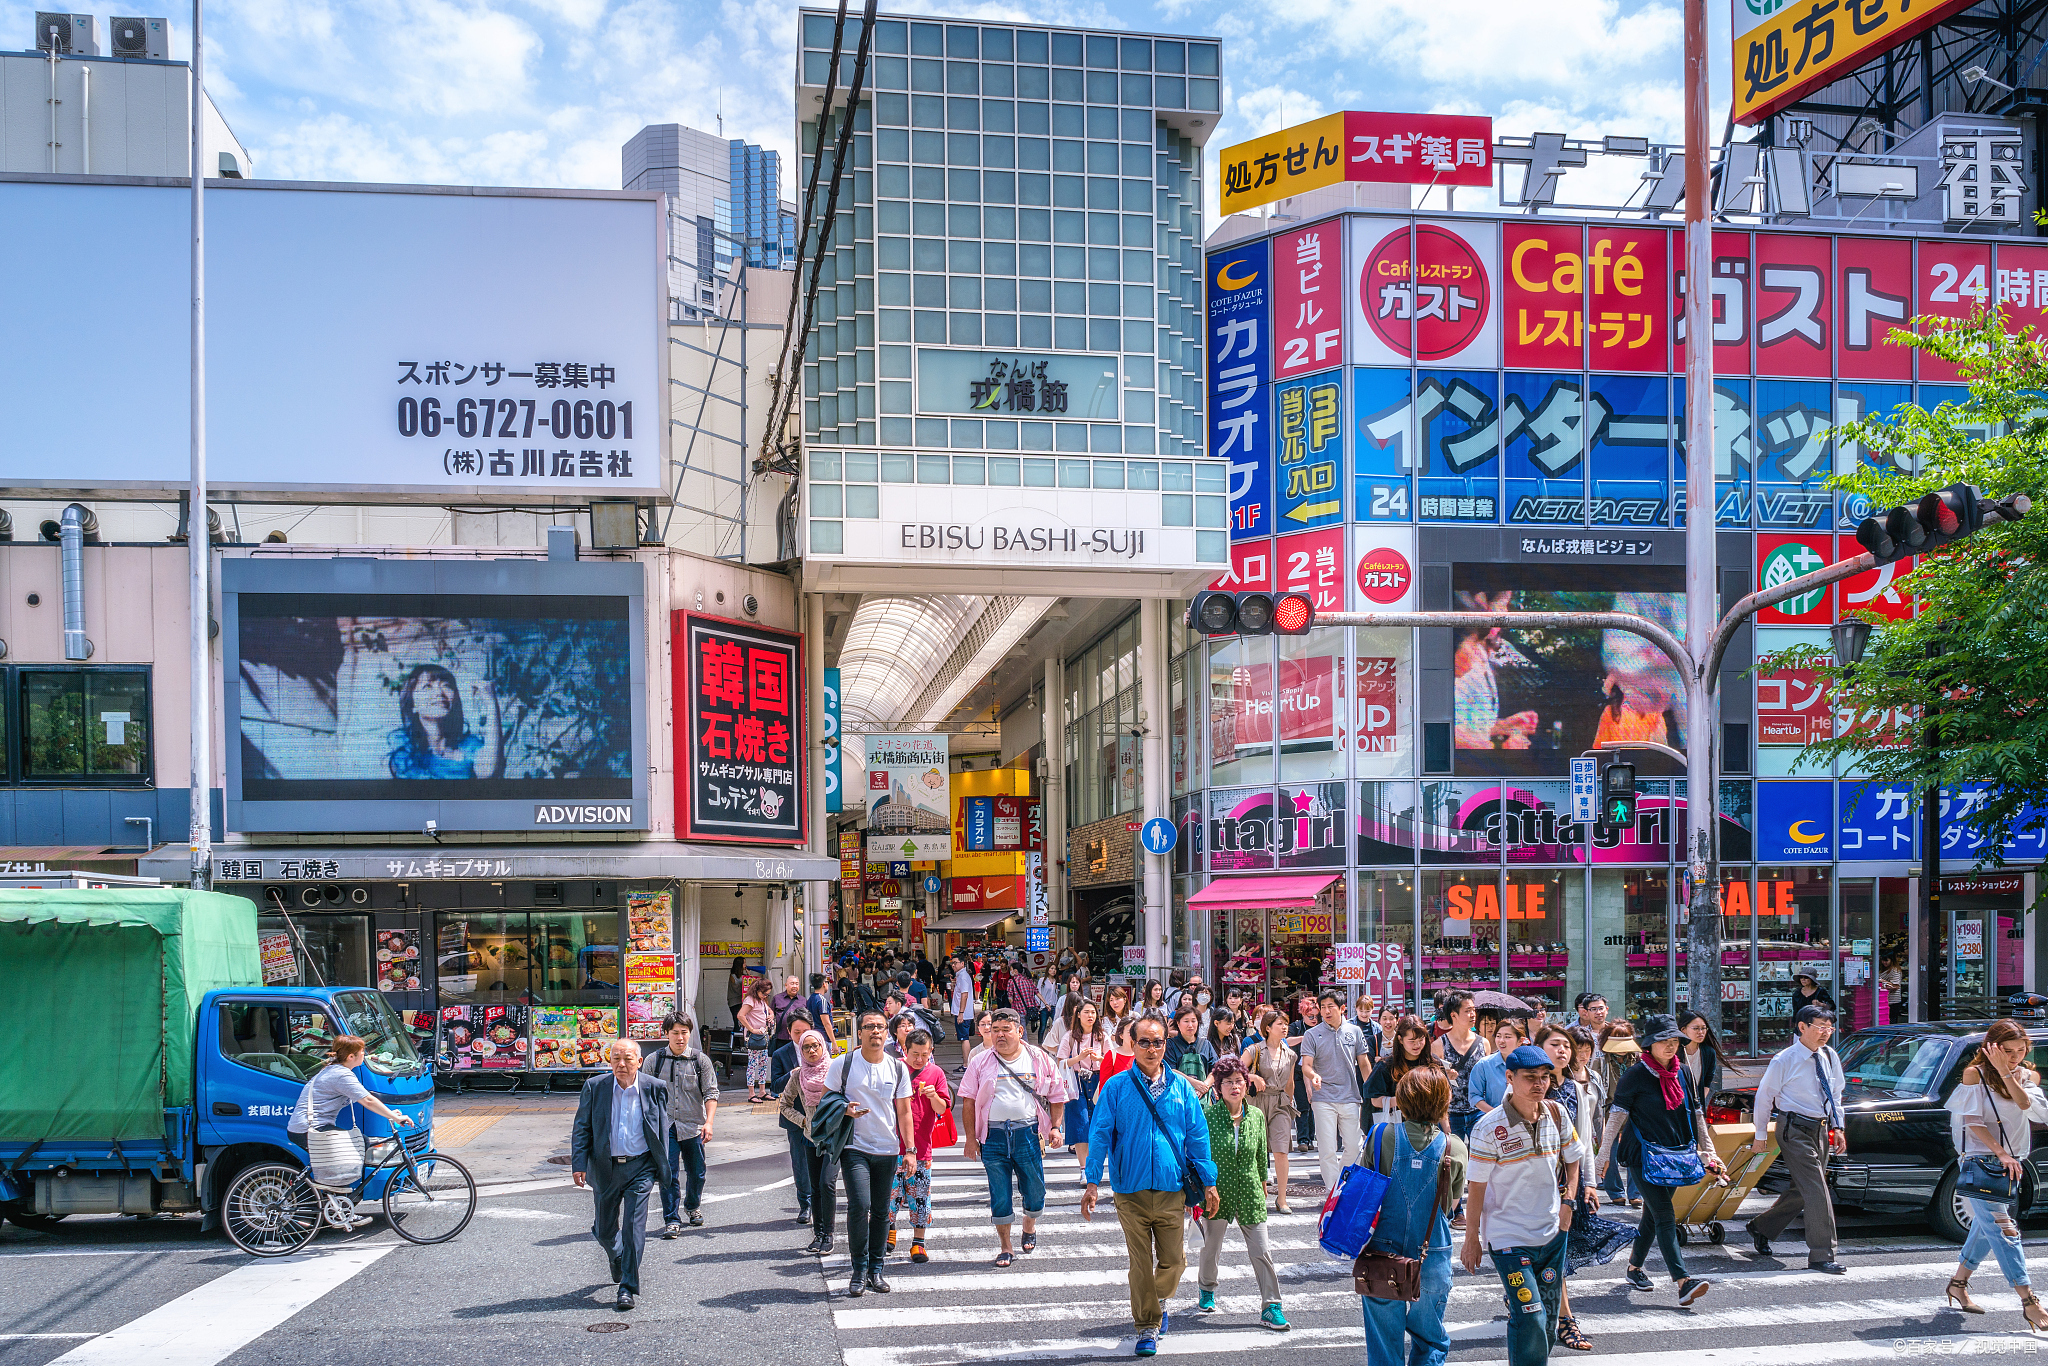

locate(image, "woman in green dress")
[[1194, 1054, 1289, 1332]]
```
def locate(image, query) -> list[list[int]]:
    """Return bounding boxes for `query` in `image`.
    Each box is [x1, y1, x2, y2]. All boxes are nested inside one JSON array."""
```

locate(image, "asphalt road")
[[11, 1099, 2048, 1365]]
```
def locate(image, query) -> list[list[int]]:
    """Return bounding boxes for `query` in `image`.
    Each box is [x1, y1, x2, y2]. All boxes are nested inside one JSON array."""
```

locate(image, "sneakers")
[[1626, 1267, 1655, 1292], [910, 1239, 929, 1264], [1197, 1289, 1217, 1312], [688, 1210, 704, 1228], [1134, 1335, 1157, 1357], [662, 1221, 681, 1239], [1158, 1310, 1170, 1337], [1261, 1304, 1290, 1333], [1678, 1278, 1712, 1305]]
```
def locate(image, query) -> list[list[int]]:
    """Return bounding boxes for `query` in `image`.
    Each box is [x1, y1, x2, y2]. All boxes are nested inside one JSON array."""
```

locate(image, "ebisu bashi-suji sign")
[[675, 613, 807, 846]]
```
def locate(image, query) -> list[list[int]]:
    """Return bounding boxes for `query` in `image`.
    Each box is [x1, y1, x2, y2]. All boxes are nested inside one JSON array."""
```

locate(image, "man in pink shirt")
[[959, 1008, 1068, 1267]]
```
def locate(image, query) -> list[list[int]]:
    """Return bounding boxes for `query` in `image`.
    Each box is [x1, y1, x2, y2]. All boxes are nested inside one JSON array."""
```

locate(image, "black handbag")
[[1128, 1070, 1208, 1211], [1957, 1075, 2020, 1206]]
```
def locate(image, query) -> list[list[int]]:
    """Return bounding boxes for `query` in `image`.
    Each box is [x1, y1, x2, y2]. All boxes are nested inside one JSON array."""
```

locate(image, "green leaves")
[[1756, 307, 2048, 862]]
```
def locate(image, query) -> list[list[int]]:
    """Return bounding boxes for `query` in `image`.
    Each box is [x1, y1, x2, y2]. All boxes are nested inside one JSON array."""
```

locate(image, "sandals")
[[2020, 1288, 2048, 1333], [994, 1250, 1014, 1268], [1021, 1231, 1037, 1253], [1945, 1278, 1985, 1314], [1556, 1314, 1592, 1352]]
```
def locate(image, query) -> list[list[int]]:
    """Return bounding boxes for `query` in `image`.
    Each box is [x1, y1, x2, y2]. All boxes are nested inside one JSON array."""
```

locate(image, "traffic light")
[[1184, 591, 1316, 636], [1853, 483, 1982, 564], [1598, 761, 1637, 834]]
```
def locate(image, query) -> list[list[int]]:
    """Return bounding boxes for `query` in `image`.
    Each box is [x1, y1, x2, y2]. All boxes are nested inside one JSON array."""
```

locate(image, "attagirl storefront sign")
[[675, 613, 806, 846]]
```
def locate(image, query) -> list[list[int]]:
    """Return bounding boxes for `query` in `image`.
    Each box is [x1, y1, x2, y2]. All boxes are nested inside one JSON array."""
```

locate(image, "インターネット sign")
[[675, 613, 806, 846]]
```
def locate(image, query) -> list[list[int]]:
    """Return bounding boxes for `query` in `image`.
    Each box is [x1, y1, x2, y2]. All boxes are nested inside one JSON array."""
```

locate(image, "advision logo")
[[533, 804, 635, 825]]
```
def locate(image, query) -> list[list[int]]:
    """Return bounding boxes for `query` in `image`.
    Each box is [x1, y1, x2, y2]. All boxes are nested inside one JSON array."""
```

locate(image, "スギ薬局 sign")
[[1219, 112, 1494, 216]]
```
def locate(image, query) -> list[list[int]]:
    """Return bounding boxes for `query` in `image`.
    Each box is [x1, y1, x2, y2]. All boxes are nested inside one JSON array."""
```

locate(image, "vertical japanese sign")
[[868, 735, 951, 860], [1274, 220, 1345, 379], [1209, 238, 1272, 541], [624, 891, 676, 1040], [675, 613, 806, 845], [1278, 526, 1345, 613], [1348, 219, 1500, 368], [839, 830, 862, 901], [1275, 371, 1344, 529], [822, 666, 842, 814], [1210, 538, 1273, 594]]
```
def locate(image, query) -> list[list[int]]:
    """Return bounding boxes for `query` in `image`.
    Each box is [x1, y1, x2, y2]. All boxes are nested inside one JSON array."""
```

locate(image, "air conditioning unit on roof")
[[110, 17, 169, 59], [34, 12, 99, 54]]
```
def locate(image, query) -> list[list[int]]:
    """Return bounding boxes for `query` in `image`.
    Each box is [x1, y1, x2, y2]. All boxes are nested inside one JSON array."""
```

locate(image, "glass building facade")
[[796, 11, 1219, 465]]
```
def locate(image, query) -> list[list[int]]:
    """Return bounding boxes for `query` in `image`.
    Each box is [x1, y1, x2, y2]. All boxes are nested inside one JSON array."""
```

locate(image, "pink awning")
[[1185, 873, 1339, 912]]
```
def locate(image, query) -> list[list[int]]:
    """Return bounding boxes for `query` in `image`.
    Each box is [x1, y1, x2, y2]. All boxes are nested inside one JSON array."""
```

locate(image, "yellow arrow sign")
[[1285, 499, 1341, 523]]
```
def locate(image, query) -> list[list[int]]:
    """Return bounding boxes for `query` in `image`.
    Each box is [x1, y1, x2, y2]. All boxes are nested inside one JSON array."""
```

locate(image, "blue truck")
[[0, 887, 435, 1233]]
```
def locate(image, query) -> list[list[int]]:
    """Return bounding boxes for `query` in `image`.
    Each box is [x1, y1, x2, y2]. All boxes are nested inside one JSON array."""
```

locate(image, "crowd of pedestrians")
[[550, 944, 1995, 1364]]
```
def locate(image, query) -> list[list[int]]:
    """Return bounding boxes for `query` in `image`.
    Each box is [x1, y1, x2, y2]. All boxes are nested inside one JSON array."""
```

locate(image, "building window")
[[17, 667, 152, 783]]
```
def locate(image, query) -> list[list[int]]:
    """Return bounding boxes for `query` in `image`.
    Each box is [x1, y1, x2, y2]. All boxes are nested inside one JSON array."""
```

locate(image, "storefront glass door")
[[1840, 877, 1911, 1029]]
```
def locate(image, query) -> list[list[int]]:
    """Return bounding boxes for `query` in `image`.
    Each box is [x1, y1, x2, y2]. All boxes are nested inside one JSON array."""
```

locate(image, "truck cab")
[[196, 987, 435, 1217]]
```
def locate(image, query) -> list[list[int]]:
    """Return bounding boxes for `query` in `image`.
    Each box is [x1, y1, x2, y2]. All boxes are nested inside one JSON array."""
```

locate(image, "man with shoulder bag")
[[645, 1013, 719, 1237], [1359, 1067, 1467, 1366], [1461, 1046, 1584, 1366], [1745, 1004, 1847, 1273]]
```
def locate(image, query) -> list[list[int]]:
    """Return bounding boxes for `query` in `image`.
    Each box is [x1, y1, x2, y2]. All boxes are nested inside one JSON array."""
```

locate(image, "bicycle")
[[222, 1128, 477, 1257]]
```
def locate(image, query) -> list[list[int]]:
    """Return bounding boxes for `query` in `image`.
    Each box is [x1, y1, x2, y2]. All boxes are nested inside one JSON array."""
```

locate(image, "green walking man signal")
[[1598, 761, 1637, 836]]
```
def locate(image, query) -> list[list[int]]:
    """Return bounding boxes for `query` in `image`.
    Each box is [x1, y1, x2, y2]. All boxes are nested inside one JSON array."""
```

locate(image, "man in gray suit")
[[572, 1038, 672, 1309]]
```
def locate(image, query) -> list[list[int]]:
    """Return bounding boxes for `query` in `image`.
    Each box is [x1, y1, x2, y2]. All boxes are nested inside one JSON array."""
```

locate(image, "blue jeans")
[[1489, 1230, 1569, 1366], [1362, 1243, 1452, 1366], [1961, 1196, 2031, 1287], [980, 1123, 1046, 1224], [659, 1132, 706, 1223]]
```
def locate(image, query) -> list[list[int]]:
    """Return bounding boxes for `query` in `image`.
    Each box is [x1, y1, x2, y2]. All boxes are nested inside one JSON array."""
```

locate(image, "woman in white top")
[[1944, 1017, 2048, 1327], [287, 1035, 415, 1227]]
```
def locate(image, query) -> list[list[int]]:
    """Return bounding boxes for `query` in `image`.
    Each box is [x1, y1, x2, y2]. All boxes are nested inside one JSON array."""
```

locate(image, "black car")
[[1717, 1020, 2048, 1243]]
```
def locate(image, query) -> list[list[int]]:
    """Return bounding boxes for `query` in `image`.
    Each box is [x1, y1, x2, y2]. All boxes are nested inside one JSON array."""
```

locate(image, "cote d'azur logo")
[[1761, 541, 1827, 616], [1787, 819, 1826, 845], [1215, 259, 1259, 291]]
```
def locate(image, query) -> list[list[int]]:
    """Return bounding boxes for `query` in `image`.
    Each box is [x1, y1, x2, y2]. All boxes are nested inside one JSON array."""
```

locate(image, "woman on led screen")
[[1452, 590, 1538, 750], [387, 664, 503, 780], [1594, 593, 1686, 749]]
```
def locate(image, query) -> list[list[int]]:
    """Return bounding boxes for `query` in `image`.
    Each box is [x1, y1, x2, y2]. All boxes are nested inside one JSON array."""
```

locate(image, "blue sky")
[[4, 0, 1738, 218]]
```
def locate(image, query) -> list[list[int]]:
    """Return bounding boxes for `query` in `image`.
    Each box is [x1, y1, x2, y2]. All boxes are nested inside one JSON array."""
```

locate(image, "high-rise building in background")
[[624, 123, 797, 320]]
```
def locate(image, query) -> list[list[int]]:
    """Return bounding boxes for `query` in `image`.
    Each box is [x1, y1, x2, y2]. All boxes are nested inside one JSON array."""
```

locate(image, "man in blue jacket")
[[1084, 1015, 1220, 1357]]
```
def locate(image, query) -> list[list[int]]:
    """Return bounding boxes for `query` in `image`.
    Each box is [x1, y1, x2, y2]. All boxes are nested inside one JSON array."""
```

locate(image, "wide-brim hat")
[[1601, 1036, 1642, 1054]]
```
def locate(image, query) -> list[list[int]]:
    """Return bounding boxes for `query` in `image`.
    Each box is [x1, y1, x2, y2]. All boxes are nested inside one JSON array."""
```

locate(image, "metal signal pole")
[[1680, 0, 1719, 1024], [188, 0, 211, 890]]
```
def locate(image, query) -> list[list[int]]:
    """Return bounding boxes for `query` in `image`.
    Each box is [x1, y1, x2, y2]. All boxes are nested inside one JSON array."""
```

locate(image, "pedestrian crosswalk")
[[800, 1150, 2048, 1365]]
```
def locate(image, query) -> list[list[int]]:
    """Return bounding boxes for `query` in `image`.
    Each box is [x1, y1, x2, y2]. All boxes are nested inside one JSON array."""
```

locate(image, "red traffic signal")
[[1184, 591, 1315, 636], [1855, 483, 1982, 564]]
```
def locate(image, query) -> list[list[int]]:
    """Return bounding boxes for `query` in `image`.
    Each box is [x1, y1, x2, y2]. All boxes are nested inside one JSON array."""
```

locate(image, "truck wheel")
[[4, 1211, 66, 1232], [1930, 1168, 1971, 1244]]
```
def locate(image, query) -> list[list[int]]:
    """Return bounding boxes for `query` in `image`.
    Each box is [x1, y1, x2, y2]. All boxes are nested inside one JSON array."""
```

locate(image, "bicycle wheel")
[[382, 1151, 477, 1245], [223, 1163, 322, 1257]]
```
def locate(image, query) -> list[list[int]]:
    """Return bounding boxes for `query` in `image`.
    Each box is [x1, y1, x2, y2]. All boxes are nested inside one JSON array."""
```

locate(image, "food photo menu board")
[[376, 928, 423, 993], [624, 891, 677, 1039], [439, 1004, 528, 1070], [531, 1006, 620, 1071]]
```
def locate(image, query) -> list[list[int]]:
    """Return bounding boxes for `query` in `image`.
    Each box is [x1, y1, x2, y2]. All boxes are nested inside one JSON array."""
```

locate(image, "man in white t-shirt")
[[1461, 1045, 1586, 1366], [950, 956, 980, 1069], [834, 1012, 914, 1298]]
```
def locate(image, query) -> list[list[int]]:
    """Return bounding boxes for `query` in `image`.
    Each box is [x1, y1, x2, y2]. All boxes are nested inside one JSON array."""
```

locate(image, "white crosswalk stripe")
[[808, 1152, 2048, 1365]]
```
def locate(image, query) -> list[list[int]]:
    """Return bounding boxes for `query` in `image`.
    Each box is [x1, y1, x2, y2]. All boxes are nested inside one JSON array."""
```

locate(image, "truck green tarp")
[[0, 889, 261, 1142]]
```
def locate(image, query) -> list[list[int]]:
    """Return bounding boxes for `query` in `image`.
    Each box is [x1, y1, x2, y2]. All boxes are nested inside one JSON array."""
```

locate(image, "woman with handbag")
[[1242, 1008, 1310, 1213], [1942, 1018, 2048, 1328], [1594, 1013, 1725, 1306], [739, 978, 777, 1104], [1193, 1055, 1289, 1332], [780, 1031, 841, 1255], [1359, 1066, 1465, 1366], [887, 1028, 952, 1266], [1057, 997, 1112, 1175]]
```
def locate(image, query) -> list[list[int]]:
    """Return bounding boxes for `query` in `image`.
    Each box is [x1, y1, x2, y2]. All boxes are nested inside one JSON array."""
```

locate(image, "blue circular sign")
[[923, 875, 941, 895], [1140, 817, 1178, 855]]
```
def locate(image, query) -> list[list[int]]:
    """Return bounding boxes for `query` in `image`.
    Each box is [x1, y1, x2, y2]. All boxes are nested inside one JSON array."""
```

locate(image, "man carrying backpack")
[[1460, 1045, 1585, 1366]]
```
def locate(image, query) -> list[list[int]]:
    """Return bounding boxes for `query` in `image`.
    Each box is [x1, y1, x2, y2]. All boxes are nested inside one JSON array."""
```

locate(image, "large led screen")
[[224, 558, 647, 832], [1450, 561, 1686, 778]]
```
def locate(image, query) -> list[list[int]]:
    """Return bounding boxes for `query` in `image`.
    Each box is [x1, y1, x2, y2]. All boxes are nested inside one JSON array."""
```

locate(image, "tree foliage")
[[1762, 307, 2048, 860]]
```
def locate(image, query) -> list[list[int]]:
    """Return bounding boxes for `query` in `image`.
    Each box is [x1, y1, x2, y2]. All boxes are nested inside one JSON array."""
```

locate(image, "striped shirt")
[[1466, 1100, 1585, 1251]]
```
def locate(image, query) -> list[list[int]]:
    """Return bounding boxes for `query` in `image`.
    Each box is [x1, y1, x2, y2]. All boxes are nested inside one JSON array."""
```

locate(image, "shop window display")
[[1501, 870, 1577, 1017], [1421, 869, 1501, 999], [1839, 877, 1910, 1030], [1755, 866, 1832, 1052], [1354, 871, 1418, 1015], [1595, 868, 1671, 1021], [1218, 880, 1344, 1011], [1675, 873, 1758, 1054], [257, 914, 372, 989]]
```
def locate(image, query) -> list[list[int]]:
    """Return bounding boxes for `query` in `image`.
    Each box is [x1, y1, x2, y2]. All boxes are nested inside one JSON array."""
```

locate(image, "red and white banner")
[[1757, 663, 1831, 746], [1351, 526, 1417, 611], [1273, 219, 1345, 380], [1349, 218, 1500, 367], [1277, 526, 1345, 612], [1753, 233, 1833, 379]]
